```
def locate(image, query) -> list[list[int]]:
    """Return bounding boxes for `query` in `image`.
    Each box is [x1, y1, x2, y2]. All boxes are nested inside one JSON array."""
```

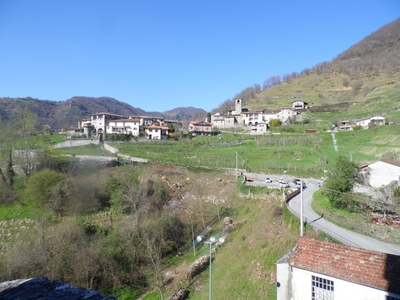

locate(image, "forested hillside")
[[214, 18, 400, 118]]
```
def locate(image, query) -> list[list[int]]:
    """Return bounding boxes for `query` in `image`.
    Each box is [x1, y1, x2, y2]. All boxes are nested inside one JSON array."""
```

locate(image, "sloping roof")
[[110, 118, 140, 122], [289, 238, 400, 294], [380, 159, 400, 168], [189, 121, 212, 126], [144, 125, 169, 130]]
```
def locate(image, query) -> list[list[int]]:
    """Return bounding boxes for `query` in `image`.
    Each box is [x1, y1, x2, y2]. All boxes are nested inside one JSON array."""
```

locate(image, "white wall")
[[276, 263, 291, 300], [285, 267, 397, 300]]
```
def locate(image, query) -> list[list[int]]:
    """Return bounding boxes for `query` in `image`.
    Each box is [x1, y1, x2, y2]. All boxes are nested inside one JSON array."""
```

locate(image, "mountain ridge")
[[0, 96, 207, 131]]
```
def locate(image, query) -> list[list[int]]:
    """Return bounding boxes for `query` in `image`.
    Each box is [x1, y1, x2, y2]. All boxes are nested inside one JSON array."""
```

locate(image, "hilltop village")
[[77, 98, 385, 140]]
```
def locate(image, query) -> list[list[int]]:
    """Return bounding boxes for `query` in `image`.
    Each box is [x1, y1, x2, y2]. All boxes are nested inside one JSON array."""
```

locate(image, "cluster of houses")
[[76, 98, 386, 140], [76, 98, 308, 139], [210, 98, 306, 135], [78, 113, 177, 140]]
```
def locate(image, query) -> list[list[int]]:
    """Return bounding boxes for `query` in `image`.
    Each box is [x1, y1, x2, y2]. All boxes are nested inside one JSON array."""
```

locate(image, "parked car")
[[279, 178, 285, 183], [265, 177, 272, 183], [279, 181, 290, 188], [293, 178, 301, 184]]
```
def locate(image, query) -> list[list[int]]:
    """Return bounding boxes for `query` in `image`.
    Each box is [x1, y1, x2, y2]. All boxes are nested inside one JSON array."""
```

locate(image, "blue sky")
[[0, 1, 398, 112]]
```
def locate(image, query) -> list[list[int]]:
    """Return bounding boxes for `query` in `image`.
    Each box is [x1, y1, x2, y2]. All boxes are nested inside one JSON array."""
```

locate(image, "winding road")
[[245, 175, 400, 255]]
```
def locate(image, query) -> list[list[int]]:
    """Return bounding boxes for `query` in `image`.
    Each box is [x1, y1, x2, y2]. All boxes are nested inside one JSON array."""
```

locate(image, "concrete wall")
[[52, 139, 99, 149], [103, 143, 118, 154]]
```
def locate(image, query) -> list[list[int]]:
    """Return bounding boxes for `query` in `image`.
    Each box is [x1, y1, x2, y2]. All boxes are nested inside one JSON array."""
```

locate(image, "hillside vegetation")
[[218, 18, 400, 125]]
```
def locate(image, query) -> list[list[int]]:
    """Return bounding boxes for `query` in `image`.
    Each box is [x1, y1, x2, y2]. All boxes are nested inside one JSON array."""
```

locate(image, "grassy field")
[[96, 125, 400, 178]]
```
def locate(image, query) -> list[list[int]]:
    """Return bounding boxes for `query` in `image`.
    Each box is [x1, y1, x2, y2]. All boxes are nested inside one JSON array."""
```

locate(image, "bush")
[[269, 119, 281, 127], [353, 125, 362, 130], [23, 169, 66, 208]]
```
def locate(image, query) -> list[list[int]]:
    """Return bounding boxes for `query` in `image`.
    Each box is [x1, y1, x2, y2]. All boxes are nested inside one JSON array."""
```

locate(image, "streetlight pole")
[[209, 236, 215, 300], [300, 179, 304, 236]]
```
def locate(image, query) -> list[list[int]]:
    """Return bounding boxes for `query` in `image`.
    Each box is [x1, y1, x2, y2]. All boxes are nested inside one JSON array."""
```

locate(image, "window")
[[312, 275, 334, 300]]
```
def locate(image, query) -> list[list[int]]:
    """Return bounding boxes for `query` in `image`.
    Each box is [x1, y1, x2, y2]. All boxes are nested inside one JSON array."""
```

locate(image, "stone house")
[[277, 238, 400, 300]]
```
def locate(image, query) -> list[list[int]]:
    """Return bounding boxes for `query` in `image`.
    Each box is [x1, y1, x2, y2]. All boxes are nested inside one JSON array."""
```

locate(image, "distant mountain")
[[0, 96, 207, 131], [162, 107, 207, 121]]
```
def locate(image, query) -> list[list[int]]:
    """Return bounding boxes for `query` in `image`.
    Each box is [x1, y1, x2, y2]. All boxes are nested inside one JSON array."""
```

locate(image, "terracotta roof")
[[289, 238, 400, 294], [380, 159, 400, 168], [109, 118, 140, 122], [145, 125, 169, 130], [189, 121, 212, 126]]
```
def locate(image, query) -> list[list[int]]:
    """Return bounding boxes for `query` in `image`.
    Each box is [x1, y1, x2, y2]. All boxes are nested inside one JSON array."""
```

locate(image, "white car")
[[265, 177, 272, 183], [280, 181, 290, 188]]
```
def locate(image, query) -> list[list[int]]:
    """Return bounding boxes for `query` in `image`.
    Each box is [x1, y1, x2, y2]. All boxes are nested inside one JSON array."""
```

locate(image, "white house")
[[136, 116, 164, 126], [292, 100, 309, 110], [356, 116, 385, 129], [249, 123, 269, 135], [106, 118, 140, 136], [277, 238, 400, 300], [91, 112, 124, 134], [359, 159, 400, 188], [241, 110, 264, 125], [276, 108, 298, 123], [144, 125, 169, 140]]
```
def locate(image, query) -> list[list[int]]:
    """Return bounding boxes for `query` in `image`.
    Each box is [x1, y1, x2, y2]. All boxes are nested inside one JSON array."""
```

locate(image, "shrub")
[[269, 119, 281, 127], [23, 169, 66, 208]]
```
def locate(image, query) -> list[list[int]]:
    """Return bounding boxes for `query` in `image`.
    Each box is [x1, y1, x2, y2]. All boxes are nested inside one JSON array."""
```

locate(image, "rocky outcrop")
[[0, 278, 116, 300]]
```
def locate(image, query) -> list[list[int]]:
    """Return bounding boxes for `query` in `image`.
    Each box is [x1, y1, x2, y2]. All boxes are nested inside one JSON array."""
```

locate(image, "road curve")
[[245, 177, 400, 255]]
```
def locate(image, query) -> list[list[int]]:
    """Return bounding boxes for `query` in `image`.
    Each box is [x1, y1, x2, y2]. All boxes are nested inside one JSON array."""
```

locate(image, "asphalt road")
[[245, 176, 400, 255]]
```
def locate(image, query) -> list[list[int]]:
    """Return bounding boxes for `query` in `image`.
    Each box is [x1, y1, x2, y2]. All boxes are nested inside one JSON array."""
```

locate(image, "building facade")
[[277, 238, 400, 300]]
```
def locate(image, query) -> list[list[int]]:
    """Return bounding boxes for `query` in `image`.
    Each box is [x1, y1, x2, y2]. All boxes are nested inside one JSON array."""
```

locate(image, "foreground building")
[[276, 238, 400, 300]]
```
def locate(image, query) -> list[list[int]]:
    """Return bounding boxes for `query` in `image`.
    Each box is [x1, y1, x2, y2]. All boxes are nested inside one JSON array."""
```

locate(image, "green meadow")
[[108, 124, 400, 178]]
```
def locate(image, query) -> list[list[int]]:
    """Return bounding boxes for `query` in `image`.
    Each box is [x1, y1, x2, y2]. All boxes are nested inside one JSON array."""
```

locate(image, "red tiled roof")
[[109, 118, 140, 122], [290, 238, 400, 294], [189, 121, 212, 126], [380, 159, 400, 168], [145, 125, 169, 130]]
